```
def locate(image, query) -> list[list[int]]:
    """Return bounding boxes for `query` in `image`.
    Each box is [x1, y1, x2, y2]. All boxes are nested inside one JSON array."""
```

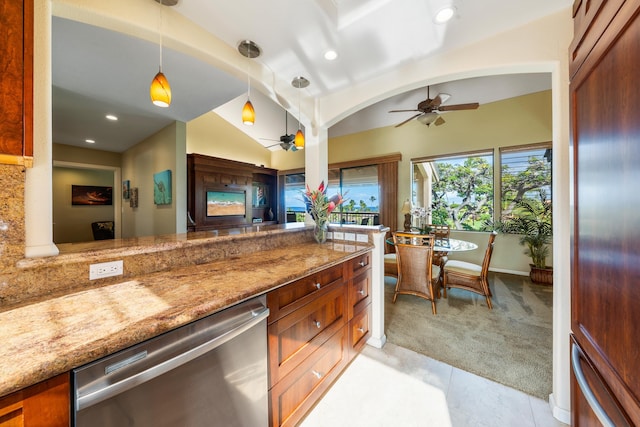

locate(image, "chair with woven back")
[[392, 232, 441, 315], [442, 231, 497, 309]]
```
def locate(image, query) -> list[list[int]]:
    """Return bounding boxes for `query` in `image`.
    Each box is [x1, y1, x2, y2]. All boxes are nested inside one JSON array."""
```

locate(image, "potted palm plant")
[[497, 191, 553, 284]]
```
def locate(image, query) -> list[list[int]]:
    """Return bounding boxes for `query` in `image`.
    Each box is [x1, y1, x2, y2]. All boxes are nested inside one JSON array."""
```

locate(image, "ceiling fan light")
[[242, 99, 255, 125], [434, 6, 455, 23], [150, 69, 171, 107], [294, 129, 305, 149]]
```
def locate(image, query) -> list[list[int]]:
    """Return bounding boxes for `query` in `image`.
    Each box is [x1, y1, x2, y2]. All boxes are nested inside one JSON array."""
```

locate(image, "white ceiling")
[[51, 0, 570, 153]]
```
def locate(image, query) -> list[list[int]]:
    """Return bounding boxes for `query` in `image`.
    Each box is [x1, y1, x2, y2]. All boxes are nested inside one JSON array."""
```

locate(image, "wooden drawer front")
[[348, 269, 371, 319], [268, 285, 346, 386], [349, 253, 371, 278], [269, 327, 348, 427], [349, 304, 371, 357], [267, 264, 343, 323]]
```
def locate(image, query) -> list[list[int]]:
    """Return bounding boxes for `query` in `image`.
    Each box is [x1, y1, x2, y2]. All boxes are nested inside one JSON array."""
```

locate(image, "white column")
[[367, 229, 389, 348], [303, 126, 328, 224], [25, 0, 58, 258]]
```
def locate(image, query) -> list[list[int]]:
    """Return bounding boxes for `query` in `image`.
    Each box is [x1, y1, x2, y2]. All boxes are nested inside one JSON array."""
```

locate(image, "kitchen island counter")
[[0, 239, 371, 398]]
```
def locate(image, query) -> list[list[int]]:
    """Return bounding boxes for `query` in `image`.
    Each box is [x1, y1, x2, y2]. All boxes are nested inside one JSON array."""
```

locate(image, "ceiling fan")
[[260, 111, 298, 151], [389, 86, 479, 127]]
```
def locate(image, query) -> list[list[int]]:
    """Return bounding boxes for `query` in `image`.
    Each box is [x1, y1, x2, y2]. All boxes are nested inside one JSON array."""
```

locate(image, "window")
[[282, 166, 380, 225], [412, 151, 493, 231], [283, 172, 306, 222], [335, 165, 379, 225], [500, 144, 552, 225]]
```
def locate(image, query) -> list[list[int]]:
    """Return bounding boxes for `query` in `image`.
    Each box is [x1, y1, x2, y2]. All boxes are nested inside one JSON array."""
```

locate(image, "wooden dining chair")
[[428, 224, 450, 287], [392, 232, 440, 315], [442, 231, 497, 309]]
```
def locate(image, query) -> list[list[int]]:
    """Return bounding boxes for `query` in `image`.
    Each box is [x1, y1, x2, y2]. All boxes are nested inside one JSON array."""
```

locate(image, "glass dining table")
[[386, 235, 478, 252]]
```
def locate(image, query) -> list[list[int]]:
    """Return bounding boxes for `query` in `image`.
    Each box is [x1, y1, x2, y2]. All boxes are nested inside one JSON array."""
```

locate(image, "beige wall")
[[52, 167, 115, 243], [121, 121, 186, 238], [269, 90, 553, 273], [53, 143, 122, 167], [187, 111, 274, 167]]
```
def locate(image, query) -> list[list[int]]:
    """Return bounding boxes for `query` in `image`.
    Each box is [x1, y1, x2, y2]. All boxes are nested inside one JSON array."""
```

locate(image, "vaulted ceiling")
[[51, 0, 570, 153]]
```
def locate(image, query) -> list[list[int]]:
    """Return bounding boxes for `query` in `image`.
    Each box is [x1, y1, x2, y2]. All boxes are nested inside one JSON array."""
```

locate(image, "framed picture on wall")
[[252, 183, 269, 208], [122, 180, 130, 199], [71, 185, 113, 205], [154, 170, 172, 205], [130, 188, 139, 208]]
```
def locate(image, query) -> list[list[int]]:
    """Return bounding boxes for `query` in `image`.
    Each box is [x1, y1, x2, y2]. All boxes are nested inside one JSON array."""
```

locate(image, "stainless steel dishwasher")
[[72, 296, 269, 427]]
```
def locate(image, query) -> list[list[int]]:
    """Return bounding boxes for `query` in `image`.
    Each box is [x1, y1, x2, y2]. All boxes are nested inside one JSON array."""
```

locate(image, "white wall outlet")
[[89, 260, 123, 280]]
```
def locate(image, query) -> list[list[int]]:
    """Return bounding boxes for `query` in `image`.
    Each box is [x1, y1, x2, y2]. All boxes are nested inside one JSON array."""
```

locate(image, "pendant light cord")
[[158, 0, 163, 71]]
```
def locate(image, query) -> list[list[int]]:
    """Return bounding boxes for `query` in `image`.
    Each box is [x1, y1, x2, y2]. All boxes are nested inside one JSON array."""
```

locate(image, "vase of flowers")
[[411, 206, 432, 234], [302, 181, 346, 244]]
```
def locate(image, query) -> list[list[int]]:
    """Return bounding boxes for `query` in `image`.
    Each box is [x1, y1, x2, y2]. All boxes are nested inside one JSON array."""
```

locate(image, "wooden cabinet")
[[570, 0, 640, 425], [0, 0, 33, 166], [187, 154, 278, 231], [267, 255, 372, 427], [0, 373, 69, 427]]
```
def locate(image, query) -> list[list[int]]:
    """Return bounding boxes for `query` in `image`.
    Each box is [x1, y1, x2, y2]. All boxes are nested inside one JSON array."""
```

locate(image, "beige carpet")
[[384, 272, 553, 399]]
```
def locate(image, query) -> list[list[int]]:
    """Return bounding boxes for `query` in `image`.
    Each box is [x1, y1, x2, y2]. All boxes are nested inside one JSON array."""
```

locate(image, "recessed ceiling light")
[[85, 139, 95, 144], [324, 50, 338, 61], [106, 114, 118, 121], [434, 6, 455, 23]]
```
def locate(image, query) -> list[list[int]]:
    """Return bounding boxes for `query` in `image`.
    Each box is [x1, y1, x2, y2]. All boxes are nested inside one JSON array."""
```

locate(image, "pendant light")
[[238, 40, 261, 126], [150, 0, 172, 108], [292, 76, 309, 150]]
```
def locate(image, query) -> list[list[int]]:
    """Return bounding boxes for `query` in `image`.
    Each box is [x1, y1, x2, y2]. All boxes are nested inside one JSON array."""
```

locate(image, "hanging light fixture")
[[238, 40, 261, 126], [292, 76, 309, 150], [150, 0, 172, 108]]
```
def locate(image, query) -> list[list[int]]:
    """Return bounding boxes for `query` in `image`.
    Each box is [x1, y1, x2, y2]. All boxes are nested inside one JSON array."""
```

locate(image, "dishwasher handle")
[[77, 305, 269, 411]]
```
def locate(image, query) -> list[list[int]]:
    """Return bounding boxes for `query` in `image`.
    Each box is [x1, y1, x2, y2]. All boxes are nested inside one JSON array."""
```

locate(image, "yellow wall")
[[53, 144, 122, 167], [121, 121, 186, 238], [187, 111, 273, 167]]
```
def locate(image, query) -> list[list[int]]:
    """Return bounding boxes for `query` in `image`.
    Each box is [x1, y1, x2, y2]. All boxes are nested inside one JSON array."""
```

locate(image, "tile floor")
[[300, 343, 568, 427]]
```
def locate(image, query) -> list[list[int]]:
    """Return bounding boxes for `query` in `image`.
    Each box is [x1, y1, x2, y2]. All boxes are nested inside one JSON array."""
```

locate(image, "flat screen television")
[[206, 190, 246, 217]]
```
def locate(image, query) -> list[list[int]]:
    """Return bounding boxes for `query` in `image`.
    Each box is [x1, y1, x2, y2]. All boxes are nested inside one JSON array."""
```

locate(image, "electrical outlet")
[[89, 260, 123, 280]]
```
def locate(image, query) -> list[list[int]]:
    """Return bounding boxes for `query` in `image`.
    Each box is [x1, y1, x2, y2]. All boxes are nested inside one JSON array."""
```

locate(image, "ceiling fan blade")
[[394, 113, 422, 127], [428, 93, 451, 109], [438, 102, 479, 111], [434, 116, 445, 126], [389, 109, 421, 113]]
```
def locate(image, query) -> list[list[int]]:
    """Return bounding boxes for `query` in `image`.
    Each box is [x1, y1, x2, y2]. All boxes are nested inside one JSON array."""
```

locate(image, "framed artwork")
[[130, 187, 139, 208], [122, 180, 130, 199], [206, 191, 245, 217], [154, 170, 172, 205], [252, 183, 269, 207], [71, 185, 112, 205]]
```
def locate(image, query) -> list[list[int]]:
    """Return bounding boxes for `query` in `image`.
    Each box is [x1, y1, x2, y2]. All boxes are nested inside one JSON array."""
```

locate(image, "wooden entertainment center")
[[187, 153, 278, 231]]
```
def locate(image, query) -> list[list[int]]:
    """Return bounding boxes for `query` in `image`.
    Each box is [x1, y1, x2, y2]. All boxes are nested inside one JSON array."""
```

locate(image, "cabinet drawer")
[[267, 264, 343, 323], [268, 283, 346, 386], [349, 303, 371, 357], [269, 327, 348, 427], [348, 253, 371, 278], [348, 268, 371, 319]]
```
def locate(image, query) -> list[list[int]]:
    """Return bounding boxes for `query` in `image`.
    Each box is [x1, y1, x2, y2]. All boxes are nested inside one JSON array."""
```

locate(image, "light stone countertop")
[[0, 241, 370, 398]]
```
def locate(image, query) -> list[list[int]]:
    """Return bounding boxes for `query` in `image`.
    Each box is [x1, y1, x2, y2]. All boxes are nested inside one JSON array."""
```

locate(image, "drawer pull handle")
[[312, 370, 323, 379], [359, 261, 366, 267], [315, 283, 321, 290], [357, 327, 365, 333], [357, 289, 365, 295], [314, 320, 322, 329]]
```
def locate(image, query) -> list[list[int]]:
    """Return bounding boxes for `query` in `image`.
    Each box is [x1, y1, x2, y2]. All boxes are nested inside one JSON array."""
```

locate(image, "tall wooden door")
[[570, 0, 640, 425]]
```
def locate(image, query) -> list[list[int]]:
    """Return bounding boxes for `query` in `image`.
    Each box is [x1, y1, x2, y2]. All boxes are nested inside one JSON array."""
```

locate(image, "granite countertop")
[[0, 240, 370, 398]]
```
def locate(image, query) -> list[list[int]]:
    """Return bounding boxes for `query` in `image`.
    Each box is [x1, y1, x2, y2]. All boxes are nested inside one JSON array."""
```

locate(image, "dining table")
[[386, 234, 479, 293]]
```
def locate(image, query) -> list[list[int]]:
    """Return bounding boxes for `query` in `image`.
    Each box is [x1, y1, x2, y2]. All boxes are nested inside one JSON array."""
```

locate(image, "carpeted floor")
[[384, 272, 553, 399]]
